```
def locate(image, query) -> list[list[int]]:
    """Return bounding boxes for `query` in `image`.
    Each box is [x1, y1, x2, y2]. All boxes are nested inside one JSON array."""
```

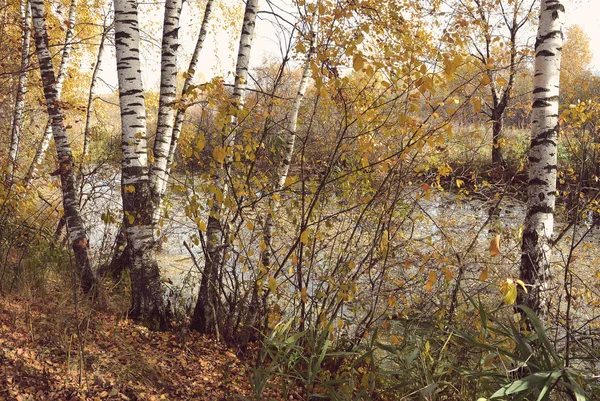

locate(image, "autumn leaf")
[[212, 146, 226, 163], [268, 276, 277, 293], [353, 53, 366, 71], [479, 267, 489, 281], [300, 229, 309, 244], [489, 235, 501, 256], [503, 282, 517, 305]]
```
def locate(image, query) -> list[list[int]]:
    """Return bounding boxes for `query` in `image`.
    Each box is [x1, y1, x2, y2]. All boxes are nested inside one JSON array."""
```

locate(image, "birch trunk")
[[31, 0, 94, 292], [25, 0, 76, 183], [150, 0, 183, 225], [518, 0, 564, 318], [154, 0, 214, 222], [8, 0, 31, 180], [114, 0, 168, 329], [190, 0, 259, 334]]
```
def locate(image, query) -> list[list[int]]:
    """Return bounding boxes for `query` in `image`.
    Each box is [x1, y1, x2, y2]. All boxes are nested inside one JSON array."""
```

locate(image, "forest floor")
[[0, 293, 281, 401]]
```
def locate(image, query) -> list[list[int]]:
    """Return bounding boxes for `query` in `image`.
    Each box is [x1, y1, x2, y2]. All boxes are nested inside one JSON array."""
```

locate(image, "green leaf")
[[566, 374, 589, 401], [516, 306, 562, 366], [490, 371, 561, 399]]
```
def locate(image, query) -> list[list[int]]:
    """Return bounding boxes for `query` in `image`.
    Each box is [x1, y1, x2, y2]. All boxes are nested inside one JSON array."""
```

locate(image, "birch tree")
[[190, 0, 259, 334], [150, 0, 183, 225], [25, 0, 76, 183], [114, 0, 168, 328], [30, 0, 94, 292], [518, 0, 564, 318], [8, 0, 31, 181], [153, 0, 214, 222]]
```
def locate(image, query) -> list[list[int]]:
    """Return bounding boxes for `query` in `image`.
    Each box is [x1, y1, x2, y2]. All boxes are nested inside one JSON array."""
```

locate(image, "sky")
[[566, 0, 600, 71], [96, 0, 600, 94]]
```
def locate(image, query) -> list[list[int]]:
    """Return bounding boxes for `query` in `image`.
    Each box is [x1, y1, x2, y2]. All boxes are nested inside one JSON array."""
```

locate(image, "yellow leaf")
[[353, 53, 366, 71], [260, 240, 267, 252], [489, 235, 501, 256], [296, 41, 306, 54], [515, 279, 528, 293], [479, 267, 489, 281], [124, 185, 135, 193], [301, 287, 308, 303], [456, 179, 464, 188], [127, 214, 134, 224], [198, 221, 207, 232], [442, 266, 453, 282], [300, 229, 309, 245], [387, 295, 397, 307], [212, 146, 226, 163], [481, 74, 491, 85], [268, 276, 277, 293], [246, 221, 254, 230], [503, 282, 517, 305], [425, 271, 437, 292]]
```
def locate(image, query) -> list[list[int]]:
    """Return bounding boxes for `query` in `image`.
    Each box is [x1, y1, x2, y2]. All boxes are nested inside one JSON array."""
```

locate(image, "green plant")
[[247, 320, 379, 401], [454, 298, 597, 401]]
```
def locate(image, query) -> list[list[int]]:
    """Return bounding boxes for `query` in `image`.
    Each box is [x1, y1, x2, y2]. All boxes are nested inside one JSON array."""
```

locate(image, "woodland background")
[[0, 0, 599, 399]]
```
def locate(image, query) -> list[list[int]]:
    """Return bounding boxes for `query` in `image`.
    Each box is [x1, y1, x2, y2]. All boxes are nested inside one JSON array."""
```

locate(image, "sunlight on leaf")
[[489, 235, 501, 256]]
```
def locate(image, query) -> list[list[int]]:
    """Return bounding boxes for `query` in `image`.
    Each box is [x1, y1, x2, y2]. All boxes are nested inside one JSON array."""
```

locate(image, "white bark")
[[228, 0, 259, 140], [519, 0, 564, 317], [114, 0, 167, 327], [31, 0, 94, 292], [155, 0, 214, 221], [8, 0, 31, 180], [25, 0, 76, 183], [150, 0, 183, 225]]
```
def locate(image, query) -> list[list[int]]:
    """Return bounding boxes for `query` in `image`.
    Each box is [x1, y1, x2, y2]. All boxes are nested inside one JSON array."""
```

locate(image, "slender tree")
[[25, 0, 77, 183], [518, 0, 564, 318], [8, 0, 31, 180], [30, 0, 94, 292], [150, 0, 183, 225], [190, 0, 259, 334], [114, 0, 168, 328], [458, 0, 536, 168], [154, 0, 214, 221]]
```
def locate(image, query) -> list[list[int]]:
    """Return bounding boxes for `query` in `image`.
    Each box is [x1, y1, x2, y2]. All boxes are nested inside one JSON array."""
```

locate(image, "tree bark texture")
[[519, 0, 564, 319], [150, 0, 183, 225], [154, 0, 214, 223], [114, 0, 168, 329], [25, 0, 76, 183], [31, 0, 94, 292]]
